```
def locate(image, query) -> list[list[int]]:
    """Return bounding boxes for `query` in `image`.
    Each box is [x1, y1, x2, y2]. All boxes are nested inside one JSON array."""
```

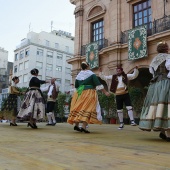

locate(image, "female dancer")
[[139, 42, 170, 141], [67, 61, 110, 133], [1, 76, 23, 126], [17, 68, 49, 129]]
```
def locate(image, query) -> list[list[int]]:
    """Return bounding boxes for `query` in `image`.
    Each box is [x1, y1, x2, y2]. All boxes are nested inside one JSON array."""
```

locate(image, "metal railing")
[[120, 15, 170, 44], [81, 38, 108, 56]]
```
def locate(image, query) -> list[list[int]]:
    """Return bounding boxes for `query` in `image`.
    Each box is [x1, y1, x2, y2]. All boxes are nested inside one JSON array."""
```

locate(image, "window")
[[57, 53, 63, 60], [133, 0, 152, 29], [56, 66, 62, 72], [56, 78, 61, 84], [66, 68, 71, 74], [91, 20, 104, 46], [65, 46, 69, 53], [46, 64, 53, 71], [15, 53, 18, 61], [66, 56, 71, 60], [14, 66, 17, 73], [18, 76, 23, 83], [55, 43, 59, 49], [20, 51, 24, 59], [46, 40, 50, 47], [23, 74, 28, 83], [25, 49, 29, 56], [24, 61, 29, 69], [65, 79, 70, 85], [36, 62, 43, 69], [47, 51, 53, 58], [46, 76, 52, 80], [19, 63, 23, 71], [37, 49, 43, 56]]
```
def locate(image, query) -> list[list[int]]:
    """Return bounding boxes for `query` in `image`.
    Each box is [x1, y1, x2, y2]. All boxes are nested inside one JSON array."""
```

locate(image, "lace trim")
[[96, 84, 104, 90]]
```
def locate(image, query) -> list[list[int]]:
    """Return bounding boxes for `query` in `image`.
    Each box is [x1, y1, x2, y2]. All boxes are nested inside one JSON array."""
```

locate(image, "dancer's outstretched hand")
[[105, 91, 110, 96]]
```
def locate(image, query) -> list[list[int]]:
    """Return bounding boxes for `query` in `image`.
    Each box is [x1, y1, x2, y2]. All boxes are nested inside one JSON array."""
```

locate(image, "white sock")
[[165, 130, 170, 137], [51, 112, 56, 123], [117, 111, 123, 123], [127, 109, 134, 121], [47, 113, 52, 124]]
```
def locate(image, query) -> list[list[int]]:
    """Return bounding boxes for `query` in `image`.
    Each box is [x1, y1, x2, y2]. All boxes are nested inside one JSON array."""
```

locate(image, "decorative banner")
[[86, 42, 99, 69], [128, 25, 147, 60]]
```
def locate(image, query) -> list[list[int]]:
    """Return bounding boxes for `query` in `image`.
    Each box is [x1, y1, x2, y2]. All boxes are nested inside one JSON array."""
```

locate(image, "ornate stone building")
[[69, 0, 170, 88]]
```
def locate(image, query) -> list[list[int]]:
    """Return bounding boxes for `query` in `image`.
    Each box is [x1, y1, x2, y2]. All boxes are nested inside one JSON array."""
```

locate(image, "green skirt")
[[139, 79, 170, 131]]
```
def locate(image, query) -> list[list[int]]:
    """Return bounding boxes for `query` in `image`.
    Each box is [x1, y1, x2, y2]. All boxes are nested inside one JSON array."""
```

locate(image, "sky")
[[0, 0, 75, 62]]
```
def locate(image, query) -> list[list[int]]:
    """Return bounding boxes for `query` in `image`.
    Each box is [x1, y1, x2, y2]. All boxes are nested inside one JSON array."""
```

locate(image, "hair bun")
[[30, 68, 39, 75]]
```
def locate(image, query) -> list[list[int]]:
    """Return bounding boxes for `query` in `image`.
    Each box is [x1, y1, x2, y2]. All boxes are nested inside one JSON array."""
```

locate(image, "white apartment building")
[[0, 47, 8, 92], [0, 47, 8, 70], [13, 30, 74, 92]]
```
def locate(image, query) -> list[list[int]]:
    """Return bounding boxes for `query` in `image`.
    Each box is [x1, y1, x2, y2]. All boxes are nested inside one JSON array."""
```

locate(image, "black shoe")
[[81, 127, 90, 133], [166, 137, 170, 142], [52, 123, 56, 126], [10, 123, 17, 126], [159, 132, 167, 140], [46, 123, 53, 126], [27, 122, 37, 129], [118, 123, 124, 130], [74, 126, 81, 132], [33, 123, 38, 129]]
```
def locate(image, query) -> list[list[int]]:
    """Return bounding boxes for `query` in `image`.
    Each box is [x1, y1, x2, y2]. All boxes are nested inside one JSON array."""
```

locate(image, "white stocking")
[[165, 130, 170, 137], [126, 106, 134, 121], [117, 110, 123, 123], [51, 112, 56, 123], [47, 113, 52, 124]]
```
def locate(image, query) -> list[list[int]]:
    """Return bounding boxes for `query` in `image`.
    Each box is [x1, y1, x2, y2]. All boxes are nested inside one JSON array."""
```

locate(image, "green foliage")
[[128, 86, 144, 117], [19, 87, 29, 100], [57, 92, 66, 118], [98, 92, 117, 118]]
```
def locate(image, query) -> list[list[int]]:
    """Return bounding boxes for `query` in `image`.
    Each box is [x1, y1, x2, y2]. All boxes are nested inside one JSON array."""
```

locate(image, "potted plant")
[[57, 92, 66, 122], [98, 92, 117, 124], [128, 86, 144, 125]]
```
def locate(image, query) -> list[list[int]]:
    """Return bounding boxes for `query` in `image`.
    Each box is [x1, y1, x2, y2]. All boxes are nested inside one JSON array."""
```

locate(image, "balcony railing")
[[120, 15, 170, 44], [81, 38, 108, 56]]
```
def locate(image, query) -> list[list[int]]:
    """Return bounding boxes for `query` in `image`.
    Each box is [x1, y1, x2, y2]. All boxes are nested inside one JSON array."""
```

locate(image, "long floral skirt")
[[67, 89, 102, 125], [139, 79, 170, 131], [0, 94, 21, 119], [17, 89, 45, 121]]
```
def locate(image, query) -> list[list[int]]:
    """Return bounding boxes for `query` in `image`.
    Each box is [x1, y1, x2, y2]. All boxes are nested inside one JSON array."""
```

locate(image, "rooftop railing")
[[81, 38, 108, 56]]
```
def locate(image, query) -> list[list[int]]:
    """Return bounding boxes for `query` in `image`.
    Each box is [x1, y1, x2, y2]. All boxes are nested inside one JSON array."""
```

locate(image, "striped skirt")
[[139, 79, 170, 131], [67, 89, 102, 125]]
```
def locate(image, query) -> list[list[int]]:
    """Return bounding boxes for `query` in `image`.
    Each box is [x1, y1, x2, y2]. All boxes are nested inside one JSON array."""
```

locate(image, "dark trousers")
[[46, 101, 55, 113], [116, 93, 132, 110]]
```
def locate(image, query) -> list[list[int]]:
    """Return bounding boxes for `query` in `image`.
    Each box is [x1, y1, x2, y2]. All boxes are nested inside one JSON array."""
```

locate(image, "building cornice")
[[14, 42, 73, 56], [86, 2, 106, 21], [126, 0, 143, 4], [74, 5, 84, 18]]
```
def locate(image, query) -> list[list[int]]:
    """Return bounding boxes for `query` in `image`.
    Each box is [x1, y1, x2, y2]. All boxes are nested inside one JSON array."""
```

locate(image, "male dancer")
[[99, 65, 139, 129], [41, 78, 60, 126]]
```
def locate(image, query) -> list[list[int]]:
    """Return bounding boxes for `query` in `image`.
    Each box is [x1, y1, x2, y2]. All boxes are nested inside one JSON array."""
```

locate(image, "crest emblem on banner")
[[128, 25, 147, 60], [86, 42, 99, 69]]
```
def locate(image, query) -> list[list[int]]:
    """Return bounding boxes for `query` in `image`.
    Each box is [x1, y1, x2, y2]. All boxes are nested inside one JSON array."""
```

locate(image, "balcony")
[[81, 38, 108, 56], [120, 15, 170, 44]]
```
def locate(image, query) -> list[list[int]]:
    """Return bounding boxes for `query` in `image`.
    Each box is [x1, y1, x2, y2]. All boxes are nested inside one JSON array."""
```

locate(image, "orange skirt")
[[67, 89, 102, 125]]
